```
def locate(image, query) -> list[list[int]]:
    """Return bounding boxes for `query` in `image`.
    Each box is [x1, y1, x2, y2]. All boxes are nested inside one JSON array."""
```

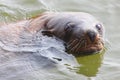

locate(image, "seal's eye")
[[64, 22, 75, 31], [95, 24, 103, 35], [96, 24, 102, 31]]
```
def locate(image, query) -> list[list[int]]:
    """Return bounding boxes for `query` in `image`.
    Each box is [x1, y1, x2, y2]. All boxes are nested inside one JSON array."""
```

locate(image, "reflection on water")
[[76, 51, 105, 77]]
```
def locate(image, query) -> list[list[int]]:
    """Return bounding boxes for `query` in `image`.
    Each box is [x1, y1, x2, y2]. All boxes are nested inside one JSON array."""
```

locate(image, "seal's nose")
[[86, 30, 97, 42]]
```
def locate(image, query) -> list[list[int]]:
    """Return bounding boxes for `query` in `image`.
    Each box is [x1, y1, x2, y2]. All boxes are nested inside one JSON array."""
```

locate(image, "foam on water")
[[0, 31, 84, 80]]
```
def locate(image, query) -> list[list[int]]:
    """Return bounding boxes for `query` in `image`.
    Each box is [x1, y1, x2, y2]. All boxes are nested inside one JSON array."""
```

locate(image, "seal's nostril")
[[87, 30, 97, 42]]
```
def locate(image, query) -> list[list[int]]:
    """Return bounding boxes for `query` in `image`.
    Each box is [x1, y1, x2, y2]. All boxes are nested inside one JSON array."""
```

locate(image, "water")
[[0, 0, 120, 80]]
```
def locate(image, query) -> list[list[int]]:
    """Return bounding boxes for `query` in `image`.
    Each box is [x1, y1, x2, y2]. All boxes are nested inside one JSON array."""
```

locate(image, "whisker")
[[67, 39, 74, 44], [67, 39, 79, 51], [70, 40, 81, 53], [84, 40, 87, 48], [101, 39, 104, 45], [74, 41, 82, 53], [75, 39, 85, 52]]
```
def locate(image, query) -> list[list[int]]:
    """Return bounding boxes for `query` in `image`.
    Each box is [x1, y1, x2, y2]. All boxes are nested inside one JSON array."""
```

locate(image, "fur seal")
[[0, 12, 104, 55]]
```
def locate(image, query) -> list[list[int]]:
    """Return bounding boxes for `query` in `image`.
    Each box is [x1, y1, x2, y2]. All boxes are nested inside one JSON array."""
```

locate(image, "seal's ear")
[[27, 12, 53, 34]]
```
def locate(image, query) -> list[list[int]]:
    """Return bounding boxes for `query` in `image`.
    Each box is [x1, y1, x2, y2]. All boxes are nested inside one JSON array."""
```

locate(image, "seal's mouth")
[[66, 36, 104, 55]]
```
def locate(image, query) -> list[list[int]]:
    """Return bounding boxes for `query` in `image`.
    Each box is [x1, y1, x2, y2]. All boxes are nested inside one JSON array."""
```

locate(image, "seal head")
[[41, 12, 104, 55]]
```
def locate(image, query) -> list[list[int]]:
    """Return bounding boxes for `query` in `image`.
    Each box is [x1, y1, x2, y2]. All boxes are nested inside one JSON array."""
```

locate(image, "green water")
[[0, 0, 120, 80]]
